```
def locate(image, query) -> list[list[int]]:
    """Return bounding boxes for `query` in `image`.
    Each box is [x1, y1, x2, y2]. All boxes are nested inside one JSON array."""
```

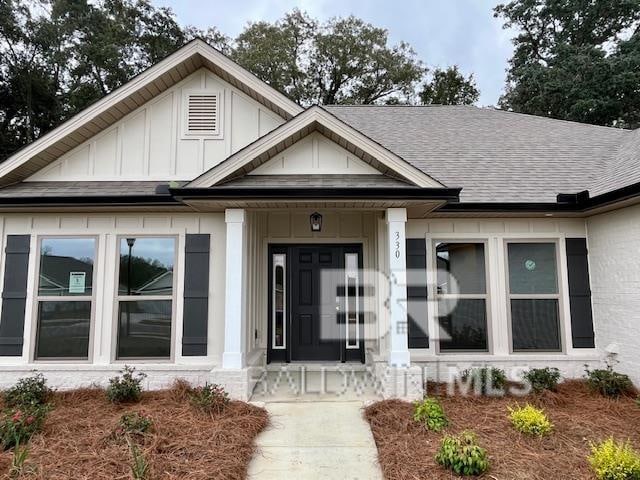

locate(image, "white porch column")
[[223, 209, 246, 369], [386, 208, 410, 366]]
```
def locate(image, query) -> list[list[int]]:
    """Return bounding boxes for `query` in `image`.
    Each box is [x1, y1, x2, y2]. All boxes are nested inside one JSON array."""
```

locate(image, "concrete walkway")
[[247, 401, 384, 480]]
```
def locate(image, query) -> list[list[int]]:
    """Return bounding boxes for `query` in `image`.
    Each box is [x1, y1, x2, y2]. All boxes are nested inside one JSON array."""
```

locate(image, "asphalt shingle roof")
[[0, 181, 169, 197], [325, 105, 637, 203]]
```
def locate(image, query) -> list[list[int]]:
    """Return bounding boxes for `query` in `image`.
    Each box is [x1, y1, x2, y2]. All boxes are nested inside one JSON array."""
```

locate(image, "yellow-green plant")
[[588, 438, 640, 480], [413, 397, 448, 432], [508, 404, 553, 436]]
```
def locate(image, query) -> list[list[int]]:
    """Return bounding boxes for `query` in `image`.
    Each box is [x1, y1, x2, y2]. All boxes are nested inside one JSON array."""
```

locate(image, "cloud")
[[152, 0, 514, 105]]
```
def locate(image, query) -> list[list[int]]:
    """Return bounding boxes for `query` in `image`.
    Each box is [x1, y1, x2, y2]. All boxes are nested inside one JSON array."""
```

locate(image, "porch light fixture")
[[310, 212, 323, 232]]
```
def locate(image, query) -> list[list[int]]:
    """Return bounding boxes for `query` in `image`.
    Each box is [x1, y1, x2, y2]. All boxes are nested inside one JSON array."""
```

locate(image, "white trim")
[[0, 39, 302, 185], [187, 106, 445, 189]]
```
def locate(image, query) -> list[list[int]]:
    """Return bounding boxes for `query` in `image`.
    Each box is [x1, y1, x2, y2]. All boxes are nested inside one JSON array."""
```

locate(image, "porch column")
[[386, 208, 410, 366], [222, 209, 246, 369]]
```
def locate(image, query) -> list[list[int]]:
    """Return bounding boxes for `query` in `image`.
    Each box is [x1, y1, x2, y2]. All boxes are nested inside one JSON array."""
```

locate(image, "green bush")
[[585, 366, 635, 399], [0, 405, 49, 450], [461, 367, 507, 395], [435, 430, 489, 476], [189, 384, 230, 415], [523, 367, 561, 393], [588, 438, 640, 480], [413, 397, 448, 432], [106, 366, 146, 404], [508, 404, 553, 436], [116, 411, 153, 437], [3, 374, 52, 409]]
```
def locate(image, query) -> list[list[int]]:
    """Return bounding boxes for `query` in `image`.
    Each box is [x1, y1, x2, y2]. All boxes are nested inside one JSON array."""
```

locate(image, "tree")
[[232, 10, 425, 105], [495, 0, 640, 127], [419, 66, 479, 105]]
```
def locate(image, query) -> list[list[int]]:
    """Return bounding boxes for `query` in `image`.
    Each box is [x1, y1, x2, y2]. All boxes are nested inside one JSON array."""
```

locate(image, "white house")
[[0, 39, 638, 400]]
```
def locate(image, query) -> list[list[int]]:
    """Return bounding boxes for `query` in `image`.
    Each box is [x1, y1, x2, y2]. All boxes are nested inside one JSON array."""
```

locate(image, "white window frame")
[[345, 252, 360, 349], [504, 239, 565, 354], [432, 239, 492, 354], [30, 235, 99, 363], [181, 90, 223, 139], [272, 253, 287, 350], [113, 235, 178, 362]]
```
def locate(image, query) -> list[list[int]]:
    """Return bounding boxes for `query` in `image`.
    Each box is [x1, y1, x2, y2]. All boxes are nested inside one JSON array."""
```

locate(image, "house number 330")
[[394, 231, 401, 258]]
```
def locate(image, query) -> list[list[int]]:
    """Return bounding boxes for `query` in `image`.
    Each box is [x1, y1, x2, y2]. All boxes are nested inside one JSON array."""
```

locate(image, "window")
[[435, 242, 488, 352], [345, 253, 360, 349], [272, 254, 286, 350], [35, 237, 96, 360], [183, 91, 221, 138], [116, 237, 175, 359], [506, 242, 561, 352]]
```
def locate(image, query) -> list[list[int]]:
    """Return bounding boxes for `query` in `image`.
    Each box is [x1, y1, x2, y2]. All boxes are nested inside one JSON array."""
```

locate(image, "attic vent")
[[183, 92, 221, 137]]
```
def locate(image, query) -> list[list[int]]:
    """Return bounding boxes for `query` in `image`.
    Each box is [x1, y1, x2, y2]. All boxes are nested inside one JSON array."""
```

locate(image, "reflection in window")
[[435, 242, 489, 352], [35, 238, 96, 360], [117, 237, 175, 359], [507, 242, 561, 352], [345, 253, 359, 349], [272, 254, 286, 350]]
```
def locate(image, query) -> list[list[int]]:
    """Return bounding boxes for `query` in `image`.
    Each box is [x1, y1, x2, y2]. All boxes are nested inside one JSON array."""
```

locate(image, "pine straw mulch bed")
[[365, 380, 640, 480], [0, 381, 268, 480]]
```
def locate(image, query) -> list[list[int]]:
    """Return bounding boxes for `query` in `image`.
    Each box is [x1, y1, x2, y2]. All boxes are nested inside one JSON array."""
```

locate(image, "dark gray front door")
[[267, 244, 364, 363]]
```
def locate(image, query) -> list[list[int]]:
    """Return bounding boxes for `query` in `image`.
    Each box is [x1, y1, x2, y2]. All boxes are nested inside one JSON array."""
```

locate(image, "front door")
[[267, 244, 364, 363]]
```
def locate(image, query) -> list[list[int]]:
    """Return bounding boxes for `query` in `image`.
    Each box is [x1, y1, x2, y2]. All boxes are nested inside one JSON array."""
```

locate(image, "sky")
[[151, 0, 516, 106]]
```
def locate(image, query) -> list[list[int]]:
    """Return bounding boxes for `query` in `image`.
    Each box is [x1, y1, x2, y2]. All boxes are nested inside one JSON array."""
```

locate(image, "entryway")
[[267, 244, 365, 364]]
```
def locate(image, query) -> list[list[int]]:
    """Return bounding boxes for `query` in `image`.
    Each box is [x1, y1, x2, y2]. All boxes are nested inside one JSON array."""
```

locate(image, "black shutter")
[[0, 235, 31, 356], [182, 234, 210, 356], [566, 238, 595, 348], [406, 238, 429, 348]]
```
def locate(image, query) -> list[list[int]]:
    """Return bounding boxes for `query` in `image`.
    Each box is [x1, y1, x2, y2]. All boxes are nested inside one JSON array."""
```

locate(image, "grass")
[[0, 381, 268, 479], [365, 380, 640, 480]]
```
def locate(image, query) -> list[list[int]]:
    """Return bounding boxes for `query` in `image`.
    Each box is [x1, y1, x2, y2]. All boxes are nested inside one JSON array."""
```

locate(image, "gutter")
[[0, 194, 180, 207]]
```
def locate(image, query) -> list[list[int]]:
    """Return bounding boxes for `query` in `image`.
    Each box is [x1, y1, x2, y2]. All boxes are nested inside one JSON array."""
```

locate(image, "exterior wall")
[[587, 204, 640, 385], [249, 132, 380, 175], [397, 217, 602, 381], [26, 68, 285, 182]]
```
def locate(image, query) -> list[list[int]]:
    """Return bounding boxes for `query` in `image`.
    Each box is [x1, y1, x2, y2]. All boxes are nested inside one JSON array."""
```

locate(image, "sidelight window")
[[272, 254, 286, 350], [345, 253, 360, 349]]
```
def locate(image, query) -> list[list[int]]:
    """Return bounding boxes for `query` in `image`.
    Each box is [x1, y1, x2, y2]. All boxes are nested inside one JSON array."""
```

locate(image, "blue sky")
[[152, 0, 515, 106]]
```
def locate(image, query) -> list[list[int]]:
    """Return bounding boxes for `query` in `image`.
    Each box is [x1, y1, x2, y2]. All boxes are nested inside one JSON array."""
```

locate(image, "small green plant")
[[508, 404, 553, 436], [126, 437, 150, 480], [588, 438, 640, 480], [106, 366, 146, 404], [115, 411, 153, 437], [9, 442, 30, 479], [0, 405, 49, 450], [189, 383, 230, 415], [635, 396, 640, 408], [523, 367, 561, 393], [460, 367, 507, 395], [585, 365, 635, 399], [435, 430, 489, 476], [413, 397, 449, 432], [3, 373, 52, 409]]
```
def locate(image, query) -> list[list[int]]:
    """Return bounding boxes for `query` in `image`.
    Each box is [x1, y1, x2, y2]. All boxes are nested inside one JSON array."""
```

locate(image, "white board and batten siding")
[[26, 68, 285, 182]]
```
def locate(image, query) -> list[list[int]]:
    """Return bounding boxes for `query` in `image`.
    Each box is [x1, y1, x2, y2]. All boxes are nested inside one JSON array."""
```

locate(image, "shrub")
[[460, 367, 507, 395], [3, 374, 52, 409], [107, 366, 146, 404], [585, 366, 635, 399], [189, 383, 230, 415], [523, 367, 561, 393], [508, 404, 553, 436], [588, 438, 640, 480], [435, 430, 489, 476], [116, 411, 153, 437], [413, 397, 449, 432], [0, 405, 49, 450]]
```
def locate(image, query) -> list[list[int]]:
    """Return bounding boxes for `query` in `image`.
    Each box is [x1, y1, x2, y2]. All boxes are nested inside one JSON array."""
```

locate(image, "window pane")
[[39, 238, 95, 296], [119, 238, 175, 296], [36, 301, 91, 359], [274, 264, 284, 348], [508, 243, 558, 294], [117, 300, 172, 358], [436, 243, 486, 294], [511, 299, 561, 351], [438, 298, 488, 351]]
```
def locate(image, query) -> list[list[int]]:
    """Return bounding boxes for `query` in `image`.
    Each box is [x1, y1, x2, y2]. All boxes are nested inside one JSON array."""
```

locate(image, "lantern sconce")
[[310, 212, 323, 232]]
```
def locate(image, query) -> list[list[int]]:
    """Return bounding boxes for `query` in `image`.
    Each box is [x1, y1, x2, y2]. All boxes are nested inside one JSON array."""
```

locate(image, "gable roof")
[[187, 106, 445, 188], [326, 105, 636, 203], [0, 39, 303, 187]]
